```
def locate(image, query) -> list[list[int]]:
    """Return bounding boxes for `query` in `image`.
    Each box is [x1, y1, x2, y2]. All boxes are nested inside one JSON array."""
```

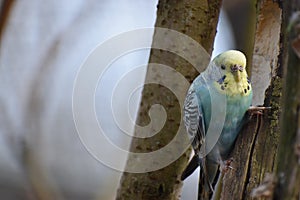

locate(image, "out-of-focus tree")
[[0, 1, 158, 200], [275, 1, 300, 199], [222, 0, 256, 66]]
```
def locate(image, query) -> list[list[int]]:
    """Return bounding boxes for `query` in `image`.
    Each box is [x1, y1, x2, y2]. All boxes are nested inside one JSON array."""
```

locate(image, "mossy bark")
[[116, 1, 222, 200], [275, 1, 300, 199], [219, 0, 283, 199]]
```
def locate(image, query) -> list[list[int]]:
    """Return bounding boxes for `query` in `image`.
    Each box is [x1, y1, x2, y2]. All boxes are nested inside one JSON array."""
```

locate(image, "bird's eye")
[[221, 65, 226, 70]]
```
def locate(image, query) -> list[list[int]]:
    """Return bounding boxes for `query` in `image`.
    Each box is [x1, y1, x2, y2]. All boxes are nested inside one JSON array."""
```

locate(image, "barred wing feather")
[[183, 86, 205, 155]]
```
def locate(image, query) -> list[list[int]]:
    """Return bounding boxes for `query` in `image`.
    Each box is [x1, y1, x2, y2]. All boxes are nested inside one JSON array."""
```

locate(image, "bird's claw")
[[248, 106, 271, 118], [220, 158, 234, 173]]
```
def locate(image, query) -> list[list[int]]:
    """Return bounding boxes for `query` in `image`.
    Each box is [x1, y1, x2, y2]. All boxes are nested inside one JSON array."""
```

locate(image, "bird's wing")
[[183, 86, 205, 155], [182, 85, 214, 184]]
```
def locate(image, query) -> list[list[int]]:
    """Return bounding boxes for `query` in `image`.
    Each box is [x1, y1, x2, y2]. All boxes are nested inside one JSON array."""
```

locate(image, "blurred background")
[[0, 0, 254, 199]]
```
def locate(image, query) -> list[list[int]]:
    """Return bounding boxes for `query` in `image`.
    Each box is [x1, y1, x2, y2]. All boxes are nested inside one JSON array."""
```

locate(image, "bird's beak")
[[231, 65, 244, 82]]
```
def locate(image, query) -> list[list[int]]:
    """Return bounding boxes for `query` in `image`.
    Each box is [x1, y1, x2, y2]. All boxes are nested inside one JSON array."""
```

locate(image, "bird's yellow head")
[[214, 50, 247, 82], [213, 50, 251, 96]]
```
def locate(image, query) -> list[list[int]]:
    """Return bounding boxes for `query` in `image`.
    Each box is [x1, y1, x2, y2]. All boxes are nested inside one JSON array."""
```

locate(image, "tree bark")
[[220, 0, 283, 199], [116, 1, 222, 200], [275, 1, 300, 199]]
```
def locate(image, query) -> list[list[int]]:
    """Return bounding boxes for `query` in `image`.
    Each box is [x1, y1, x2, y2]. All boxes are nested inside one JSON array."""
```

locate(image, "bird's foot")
[[248, 106, 271, 118], [220, 158, 234, 173]]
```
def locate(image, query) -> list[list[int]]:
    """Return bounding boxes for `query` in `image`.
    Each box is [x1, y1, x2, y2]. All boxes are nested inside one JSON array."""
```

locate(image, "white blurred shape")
[[0, 0, 157, 199], [0, 1, 234, 200]]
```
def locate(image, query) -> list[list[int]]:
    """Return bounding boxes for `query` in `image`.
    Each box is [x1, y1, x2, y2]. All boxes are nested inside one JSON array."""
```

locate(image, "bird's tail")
[[199, 159, 219, 200], [181, 155, 199, 181], [198, 159, 213, 200], [181, 155, 218, 199]]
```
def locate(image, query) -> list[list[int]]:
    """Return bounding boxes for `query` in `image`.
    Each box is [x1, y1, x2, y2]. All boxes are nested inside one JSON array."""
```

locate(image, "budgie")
[[181, 50, 253, 199]]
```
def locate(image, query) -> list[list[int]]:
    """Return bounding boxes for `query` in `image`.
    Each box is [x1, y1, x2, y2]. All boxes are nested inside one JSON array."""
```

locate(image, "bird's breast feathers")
[[213, 73, 252, 97]]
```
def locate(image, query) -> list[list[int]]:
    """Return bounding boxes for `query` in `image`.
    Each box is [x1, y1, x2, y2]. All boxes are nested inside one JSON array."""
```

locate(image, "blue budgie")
[[181, 50, 253, 199]]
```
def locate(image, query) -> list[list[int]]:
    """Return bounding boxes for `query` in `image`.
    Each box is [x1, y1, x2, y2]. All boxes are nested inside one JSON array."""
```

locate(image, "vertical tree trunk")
[[275, 1, 300, 199], [116, 1, 222, 199], [220, 0, 283, 199]]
